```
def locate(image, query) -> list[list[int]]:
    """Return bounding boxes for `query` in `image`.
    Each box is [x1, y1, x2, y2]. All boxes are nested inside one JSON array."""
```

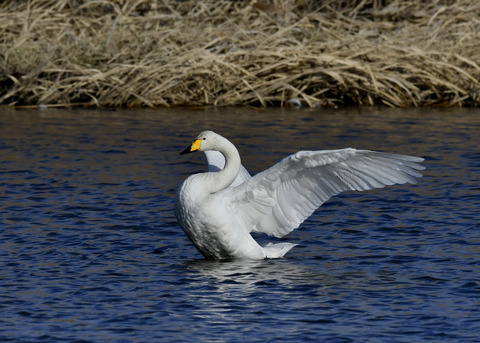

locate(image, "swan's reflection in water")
[[185, 258, 326, 288], [178, 258, 340, 324]]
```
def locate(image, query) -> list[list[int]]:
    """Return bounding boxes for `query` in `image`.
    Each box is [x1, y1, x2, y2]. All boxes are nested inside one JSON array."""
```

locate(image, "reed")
[[1, 0, 479, 108]]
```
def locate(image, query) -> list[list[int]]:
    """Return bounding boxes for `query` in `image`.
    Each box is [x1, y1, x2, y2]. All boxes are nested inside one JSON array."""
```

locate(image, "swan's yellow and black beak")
[[180, 139, 202, 155]]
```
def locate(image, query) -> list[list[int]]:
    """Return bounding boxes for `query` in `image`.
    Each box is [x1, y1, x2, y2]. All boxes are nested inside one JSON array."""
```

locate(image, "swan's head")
[[180, 130, 222, 155]]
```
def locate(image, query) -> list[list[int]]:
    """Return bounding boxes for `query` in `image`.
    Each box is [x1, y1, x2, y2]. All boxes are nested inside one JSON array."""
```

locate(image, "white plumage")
[[175, 130, 424, 260]]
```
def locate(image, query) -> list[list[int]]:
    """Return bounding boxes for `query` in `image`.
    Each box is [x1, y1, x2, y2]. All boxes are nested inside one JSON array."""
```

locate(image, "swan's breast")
[[175, 174, 264, 259], [175, 177, 232, 258]]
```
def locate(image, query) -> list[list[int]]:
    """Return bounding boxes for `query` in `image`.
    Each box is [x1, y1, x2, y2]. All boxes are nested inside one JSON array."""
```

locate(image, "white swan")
[[175, 130, 425, 260]]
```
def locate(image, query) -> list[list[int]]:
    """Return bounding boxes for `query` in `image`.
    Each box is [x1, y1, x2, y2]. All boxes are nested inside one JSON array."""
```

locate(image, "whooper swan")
[[175, 130, 424, 260]]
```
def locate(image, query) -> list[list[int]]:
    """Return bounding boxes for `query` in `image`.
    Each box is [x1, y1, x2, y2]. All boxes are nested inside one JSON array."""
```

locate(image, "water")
[[0, 107, 479, 342]]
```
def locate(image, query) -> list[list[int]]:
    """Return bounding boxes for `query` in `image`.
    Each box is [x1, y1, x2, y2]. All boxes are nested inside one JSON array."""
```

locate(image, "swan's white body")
[[175, 131, 424, 260]]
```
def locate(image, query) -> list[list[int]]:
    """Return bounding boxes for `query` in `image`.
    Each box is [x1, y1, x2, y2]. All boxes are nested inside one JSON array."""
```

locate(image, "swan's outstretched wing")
[[205, 150, 251, 187], [224, 148, 424, 238]]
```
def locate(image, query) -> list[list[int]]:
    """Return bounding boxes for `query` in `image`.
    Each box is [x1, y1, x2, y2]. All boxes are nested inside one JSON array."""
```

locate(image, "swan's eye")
[[203, 138, 206, 140]]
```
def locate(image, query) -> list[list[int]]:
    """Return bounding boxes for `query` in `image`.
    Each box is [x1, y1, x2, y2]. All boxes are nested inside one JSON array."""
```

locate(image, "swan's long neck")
[[205, 137, 240, 194]]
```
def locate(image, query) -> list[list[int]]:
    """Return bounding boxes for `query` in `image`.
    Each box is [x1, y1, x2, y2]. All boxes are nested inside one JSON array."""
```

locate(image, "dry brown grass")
[[1, 0, 479, 108]]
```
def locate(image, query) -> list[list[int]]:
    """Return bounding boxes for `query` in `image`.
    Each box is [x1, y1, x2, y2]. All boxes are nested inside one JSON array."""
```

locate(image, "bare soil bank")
[[1, 0, 479, 108]]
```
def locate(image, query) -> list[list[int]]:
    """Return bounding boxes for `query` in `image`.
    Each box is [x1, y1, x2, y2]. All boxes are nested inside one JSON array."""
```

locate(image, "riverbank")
[[1, 0, 479, 108]]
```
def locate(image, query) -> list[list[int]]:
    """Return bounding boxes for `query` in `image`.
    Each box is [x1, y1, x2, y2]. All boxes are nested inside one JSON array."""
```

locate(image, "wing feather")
[[223, 148, 424, 238]]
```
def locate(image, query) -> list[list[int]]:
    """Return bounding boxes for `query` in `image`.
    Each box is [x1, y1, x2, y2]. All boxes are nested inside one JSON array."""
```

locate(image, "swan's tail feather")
[[263, 242, 297, 258]]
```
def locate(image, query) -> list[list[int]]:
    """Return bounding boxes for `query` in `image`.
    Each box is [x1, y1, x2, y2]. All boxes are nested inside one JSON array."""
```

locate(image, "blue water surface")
[[0, 107, 479, 342]]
